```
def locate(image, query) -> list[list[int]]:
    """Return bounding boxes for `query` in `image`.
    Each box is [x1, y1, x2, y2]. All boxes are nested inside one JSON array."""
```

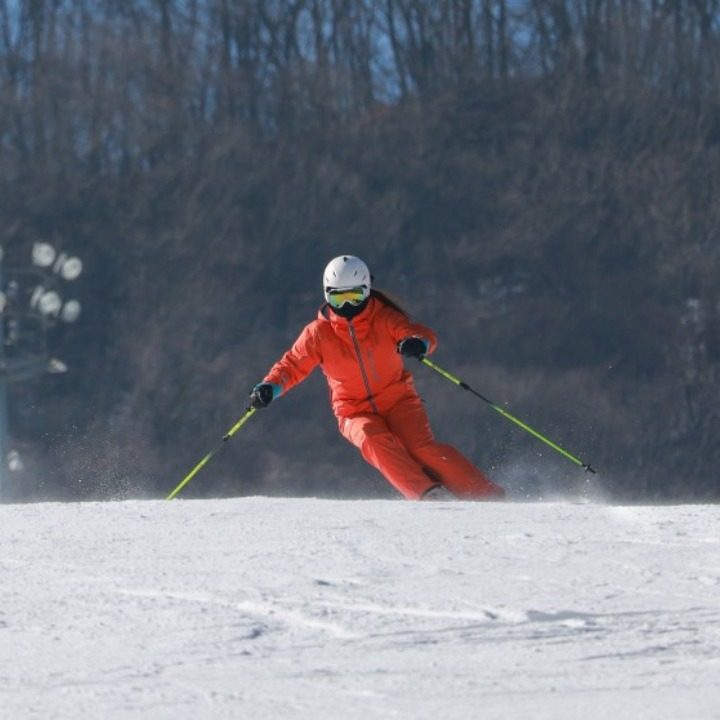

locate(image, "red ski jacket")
[[264, 297, 437, 417]]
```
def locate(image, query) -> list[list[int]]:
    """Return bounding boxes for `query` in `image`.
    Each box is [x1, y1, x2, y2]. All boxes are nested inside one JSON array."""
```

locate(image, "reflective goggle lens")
[[327, 287, 366, 308]]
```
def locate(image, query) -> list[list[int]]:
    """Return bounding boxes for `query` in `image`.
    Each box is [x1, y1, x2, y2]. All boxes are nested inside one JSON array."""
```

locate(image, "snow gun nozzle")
[[584, 464, 597, 474]]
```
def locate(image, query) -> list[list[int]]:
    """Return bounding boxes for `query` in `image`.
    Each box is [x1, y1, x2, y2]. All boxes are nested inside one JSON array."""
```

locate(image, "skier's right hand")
[[250, 383, 278, 409]]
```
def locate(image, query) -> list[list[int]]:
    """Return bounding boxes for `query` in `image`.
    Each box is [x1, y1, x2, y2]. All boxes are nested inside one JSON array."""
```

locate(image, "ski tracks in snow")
[[0, 498, 719, 719]]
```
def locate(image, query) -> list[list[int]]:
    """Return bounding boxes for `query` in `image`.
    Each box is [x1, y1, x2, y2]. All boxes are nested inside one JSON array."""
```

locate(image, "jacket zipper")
[[348, 321, 378, 413]]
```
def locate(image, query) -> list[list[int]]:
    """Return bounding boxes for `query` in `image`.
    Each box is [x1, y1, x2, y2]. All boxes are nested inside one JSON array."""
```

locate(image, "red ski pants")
[[338, 394, 504, 500]]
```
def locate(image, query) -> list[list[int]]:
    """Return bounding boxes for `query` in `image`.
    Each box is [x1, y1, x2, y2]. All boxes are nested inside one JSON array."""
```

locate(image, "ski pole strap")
[[420, 357, 596, 473]]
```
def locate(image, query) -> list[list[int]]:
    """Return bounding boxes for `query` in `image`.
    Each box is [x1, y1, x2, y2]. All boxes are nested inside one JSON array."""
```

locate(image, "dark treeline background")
[[1, 0, 719, 502]]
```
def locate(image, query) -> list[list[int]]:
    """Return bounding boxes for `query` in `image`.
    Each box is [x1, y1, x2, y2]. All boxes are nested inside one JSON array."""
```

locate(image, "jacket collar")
[[319, 296, 379, 337]]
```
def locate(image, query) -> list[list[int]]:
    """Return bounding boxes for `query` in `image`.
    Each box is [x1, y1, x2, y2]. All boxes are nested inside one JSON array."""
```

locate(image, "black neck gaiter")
[[328, 297, 370, 320]]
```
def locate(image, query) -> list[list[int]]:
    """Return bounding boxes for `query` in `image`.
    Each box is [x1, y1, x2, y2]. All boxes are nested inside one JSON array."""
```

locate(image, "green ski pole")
[[166, 407, 257, 500], [420, 357, 596, 473]]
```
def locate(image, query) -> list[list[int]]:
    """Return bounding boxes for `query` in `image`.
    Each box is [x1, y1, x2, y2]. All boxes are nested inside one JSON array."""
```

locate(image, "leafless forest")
[[2, 0, 719, 501]]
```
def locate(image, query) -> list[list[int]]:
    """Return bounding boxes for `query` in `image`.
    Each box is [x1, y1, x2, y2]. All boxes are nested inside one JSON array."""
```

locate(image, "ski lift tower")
[[0, 242, 83, 501]]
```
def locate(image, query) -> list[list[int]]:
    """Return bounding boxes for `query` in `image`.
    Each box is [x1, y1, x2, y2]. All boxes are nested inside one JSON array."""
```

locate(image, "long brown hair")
[[371, 288, 410, 317]]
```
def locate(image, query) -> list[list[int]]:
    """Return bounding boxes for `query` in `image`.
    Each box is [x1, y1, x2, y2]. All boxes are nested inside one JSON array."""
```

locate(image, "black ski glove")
[[398, 337, 428, 359], [250, 383, 277, 409]]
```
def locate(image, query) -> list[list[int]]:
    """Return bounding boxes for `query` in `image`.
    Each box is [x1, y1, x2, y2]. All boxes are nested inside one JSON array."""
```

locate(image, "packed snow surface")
[[1, 497, 719, 719]]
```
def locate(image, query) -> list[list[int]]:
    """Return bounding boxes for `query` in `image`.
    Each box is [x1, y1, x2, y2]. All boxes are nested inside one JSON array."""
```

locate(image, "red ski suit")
[[264, 297, 503, 500]]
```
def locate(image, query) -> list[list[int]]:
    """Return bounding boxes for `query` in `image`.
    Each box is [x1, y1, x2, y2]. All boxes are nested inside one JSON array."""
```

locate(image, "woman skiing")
[[250, 255, 505, 501]]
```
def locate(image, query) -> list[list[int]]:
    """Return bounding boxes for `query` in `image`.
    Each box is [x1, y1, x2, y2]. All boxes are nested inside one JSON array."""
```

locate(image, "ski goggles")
[[326, 286, 368, 308]]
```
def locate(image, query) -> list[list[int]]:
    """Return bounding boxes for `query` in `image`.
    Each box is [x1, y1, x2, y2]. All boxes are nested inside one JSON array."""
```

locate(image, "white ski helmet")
[[323, 255, 371, 305]]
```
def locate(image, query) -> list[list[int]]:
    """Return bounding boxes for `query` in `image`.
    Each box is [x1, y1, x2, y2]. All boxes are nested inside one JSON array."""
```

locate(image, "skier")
[[250, 255, 505, 501]]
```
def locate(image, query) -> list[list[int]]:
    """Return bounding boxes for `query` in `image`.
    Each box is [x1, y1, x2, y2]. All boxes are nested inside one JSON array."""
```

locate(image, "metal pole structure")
[[0, 372, 6, 503], [0, 255, 7, 502], [0, 243, 83, 503]]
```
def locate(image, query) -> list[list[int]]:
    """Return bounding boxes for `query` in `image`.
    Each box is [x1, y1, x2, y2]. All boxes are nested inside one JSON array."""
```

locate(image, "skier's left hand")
[[398, 337, 428, 359]]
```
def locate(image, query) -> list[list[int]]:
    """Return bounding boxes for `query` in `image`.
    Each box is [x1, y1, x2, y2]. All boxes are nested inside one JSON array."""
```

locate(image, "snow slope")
[[1, 498, 719, 720]]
